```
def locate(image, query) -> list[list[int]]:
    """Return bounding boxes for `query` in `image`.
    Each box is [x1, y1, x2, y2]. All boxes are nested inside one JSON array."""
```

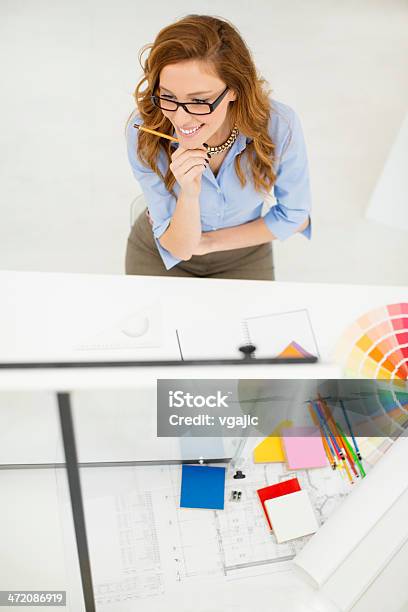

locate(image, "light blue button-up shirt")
[[126, 99, 311, 270]]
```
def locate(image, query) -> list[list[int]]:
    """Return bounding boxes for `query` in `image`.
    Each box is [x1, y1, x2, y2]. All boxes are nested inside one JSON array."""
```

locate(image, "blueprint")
[[56, 451, 352, 610]]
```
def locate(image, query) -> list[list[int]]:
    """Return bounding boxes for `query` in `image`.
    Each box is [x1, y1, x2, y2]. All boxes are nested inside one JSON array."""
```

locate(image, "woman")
[[125, 14, 311, 280]]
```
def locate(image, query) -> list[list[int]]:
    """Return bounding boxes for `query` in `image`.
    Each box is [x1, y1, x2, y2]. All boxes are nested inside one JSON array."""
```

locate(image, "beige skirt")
[[125, 209, 274, 280]]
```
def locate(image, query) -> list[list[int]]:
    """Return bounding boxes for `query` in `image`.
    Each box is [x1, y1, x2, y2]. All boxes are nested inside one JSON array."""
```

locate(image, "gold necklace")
[[206, 124, 239, 157]]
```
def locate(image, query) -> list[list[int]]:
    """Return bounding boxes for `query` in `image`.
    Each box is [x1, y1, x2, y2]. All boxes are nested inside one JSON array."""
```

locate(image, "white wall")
[[1, 0, 407, 285]]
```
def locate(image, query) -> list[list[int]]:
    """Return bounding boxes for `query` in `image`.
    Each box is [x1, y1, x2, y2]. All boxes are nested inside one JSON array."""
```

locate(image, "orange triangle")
[[279, 341, 311, 358]]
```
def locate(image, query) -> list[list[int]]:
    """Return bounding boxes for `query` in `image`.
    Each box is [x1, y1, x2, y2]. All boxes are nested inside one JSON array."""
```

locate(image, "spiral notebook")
[[177, 308, 319, 361]]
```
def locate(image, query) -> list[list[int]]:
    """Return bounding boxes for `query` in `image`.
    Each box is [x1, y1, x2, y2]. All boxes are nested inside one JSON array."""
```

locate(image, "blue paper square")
[[180, 465, 226, 510]]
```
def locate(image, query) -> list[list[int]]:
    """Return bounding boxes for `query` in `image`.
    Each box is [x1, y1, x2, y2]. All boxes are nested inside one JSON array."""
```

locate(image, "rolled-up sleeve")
[[126, 118, 182, 270], [263, 106, 312, 240]]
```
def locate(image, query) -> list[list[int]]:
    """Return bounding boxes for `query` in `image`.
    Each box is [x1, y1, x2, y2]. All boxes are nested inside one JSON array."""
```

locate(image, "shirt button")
[[216, 188, 221, 193], [217, 212, 221, 217]]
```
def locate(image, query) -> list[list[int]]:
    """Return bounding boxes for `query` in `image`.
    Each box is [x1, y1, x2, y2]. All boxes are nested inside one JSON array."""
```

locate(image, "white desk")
[[1, 269, 408, 387], [1, 271, 408, 612]]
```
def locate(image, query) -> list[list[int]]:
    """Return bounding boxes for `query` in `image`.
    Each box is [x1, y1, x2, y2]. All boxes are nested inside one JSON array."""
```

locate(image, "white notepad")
[[264, 490, 319, 543]]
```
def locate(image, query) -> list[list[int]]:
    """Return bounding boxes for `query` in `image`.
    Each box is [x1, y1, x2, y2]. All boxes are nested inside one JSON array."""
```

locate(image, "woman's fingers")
[[171, 155, 208, 176], [169, 145, 208, 195], [184, 162, 207, 176], [171, 146, 207, 167], [145, 209, 154, 226], [171, 143, 206, 160]]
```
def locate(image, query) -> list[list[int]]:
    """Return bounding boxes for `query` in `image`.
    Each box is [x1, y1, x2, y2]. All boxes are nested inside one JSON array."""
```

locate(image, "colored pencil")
[[321, 400, 359, 477], [336, 421, 366, 478], [337, 429, 362, 478], [313, 402, 339, 463], [340, 399, 362, 460], [319, 398, 359, 479], [318, 398, 345, 460], [308, 403, 336, 469], [315, 400, 354, 483], [310, 402, 337, 460], [314, 403, 347, 479], [315, 401, 343, 461]]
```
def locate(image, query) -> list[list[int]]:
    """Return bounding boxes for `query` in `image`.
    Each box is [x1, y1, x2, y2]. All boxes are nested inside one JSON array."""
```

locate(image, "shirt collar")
[[235, 131, 251, 154]]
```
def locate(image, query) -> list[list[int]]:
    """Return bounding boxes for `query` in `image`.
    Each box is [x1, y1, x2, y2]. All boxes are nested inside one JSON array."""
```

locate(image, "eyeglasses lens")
[[153, 98, 211, 115]]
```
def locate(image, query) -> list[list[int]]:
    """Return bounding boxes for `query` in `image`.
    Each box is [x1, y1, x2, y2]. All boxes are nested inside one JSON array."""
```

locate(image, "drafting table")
[[0, 380, 354, 612], [1, 271, 408, 611]]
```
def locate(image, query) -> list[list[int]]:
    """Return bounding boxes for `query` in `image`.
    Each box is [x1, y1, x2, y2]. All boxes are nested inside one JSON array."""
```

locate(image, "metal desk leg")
[[57, 392, 96, 612]]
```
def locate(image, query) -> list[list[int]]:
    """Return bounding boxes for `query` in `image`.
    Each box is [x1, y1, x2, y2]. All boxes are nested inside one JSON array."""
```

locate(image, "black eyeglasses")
[[151, 86, 230, 115]]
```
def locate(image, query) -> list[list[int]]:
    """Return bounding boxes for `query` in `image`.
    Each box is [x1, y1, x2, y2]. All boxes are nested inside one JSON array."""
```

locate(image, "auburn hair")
[[125, 14, 279, 199]]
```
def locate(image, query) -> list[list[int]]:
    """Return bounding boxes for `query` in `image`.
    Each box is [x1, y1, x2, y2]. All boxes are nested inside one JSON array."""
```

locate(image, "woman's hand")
[[191, 232, 214, 256], [169, 143, 209, 197], [146, 209, 154, 227]]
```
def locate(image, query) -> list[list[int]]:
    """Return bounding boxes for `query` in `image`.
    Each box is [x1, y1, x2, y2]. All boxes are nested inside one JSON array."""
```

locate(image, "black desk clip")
[[238, 344, 257, 360]]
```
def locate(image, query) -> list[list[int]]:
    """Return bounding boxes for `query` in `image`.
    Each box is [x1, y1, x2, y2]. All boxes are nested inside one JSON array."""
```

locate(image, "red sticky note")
[[257, 478, 301, 530]]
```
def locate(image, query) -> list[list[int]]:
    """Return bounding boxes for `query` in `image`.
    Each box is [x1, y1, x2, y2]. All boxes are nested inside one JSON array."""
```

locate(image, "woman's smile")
[[177, 123, 205, 137]]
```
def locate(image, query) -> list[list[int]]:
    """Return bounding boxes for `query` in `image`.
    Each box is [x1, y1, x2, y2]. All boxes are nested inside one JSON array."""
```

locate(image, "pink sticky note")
[[281, 426, 327, 469]]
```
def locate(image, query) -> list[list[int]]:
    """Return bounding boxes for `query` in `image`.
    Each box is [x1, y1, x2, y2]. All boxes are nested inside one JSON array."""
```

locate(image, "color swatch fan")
[[335, 304, 408, 465], [335, 303, 408, 380]]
